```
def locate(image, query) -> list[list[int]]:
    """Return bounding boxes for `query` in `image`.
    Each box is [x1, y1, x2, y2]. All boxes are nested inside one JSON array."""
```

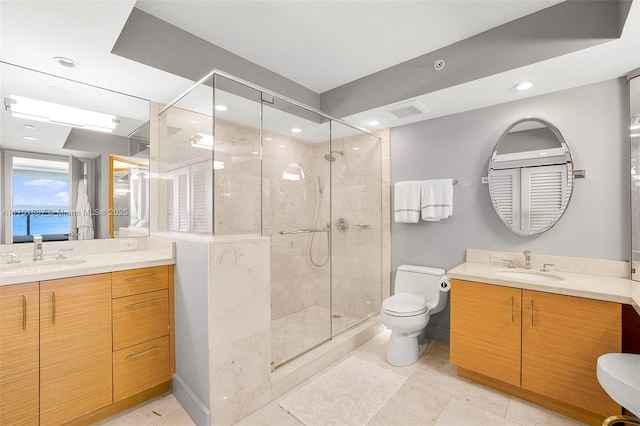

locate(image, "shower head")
[[323, 150, 344, 162]]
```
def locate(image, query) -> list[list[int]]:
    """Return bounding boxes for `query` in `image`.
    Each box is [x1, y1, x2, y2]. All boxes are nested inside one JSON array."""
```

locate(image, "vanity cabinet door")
[[39, 274, 113, 426], [0, 282, 39, 426], [450, 279, 522, 387], [521, 290, 621, 418]]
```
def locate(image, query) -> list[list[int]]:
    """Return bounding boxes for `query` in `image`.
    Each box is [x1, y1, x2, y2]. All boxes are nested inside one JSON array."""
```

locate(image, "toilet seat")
[[382, 293, 428, 317]]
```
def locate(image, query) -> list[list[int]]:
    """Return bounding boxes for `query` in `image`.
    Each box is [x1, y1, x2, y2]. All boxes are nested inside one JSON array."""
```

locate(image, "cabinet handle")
[[530, 299, 534, 328], [22, 295, 27, 330], [125, 298, 159, 308], [510, 296, 513, 324], [52, 290, 56, 325], [126, 346, 159, 360], [125, 273, 158, 281]]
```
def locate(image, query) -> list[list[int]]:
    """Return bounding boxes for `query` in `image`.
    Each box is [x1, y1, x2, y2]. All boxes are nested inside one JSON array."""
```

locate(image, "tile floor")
[[95, 330, 587, 426]]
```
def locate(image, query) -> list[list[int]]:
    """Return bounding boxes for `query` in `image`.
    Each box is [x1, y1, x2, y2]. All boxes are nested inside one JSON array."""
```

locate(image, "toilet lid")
[[382, 293, 428, 316]]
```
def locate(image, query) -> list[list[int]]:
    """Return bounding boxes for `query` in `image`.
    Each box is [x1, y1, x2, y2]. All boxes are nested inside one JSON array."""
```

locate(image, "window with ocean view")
[[10, 156, 70, 243]]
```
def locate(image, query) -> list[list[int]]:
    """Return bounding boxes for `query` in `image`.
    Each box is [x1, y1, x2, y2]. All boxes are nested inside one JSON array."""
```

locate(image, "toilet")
[[380, 264, 450, 366]]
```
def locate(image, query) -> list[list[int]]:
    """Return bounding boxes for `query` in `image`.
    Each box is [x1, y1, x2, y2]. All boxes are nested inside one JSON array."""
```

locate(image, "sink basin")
[[0, 259, 86, 273], [597, 353, 640, 417], [492, 270, 564, 282]]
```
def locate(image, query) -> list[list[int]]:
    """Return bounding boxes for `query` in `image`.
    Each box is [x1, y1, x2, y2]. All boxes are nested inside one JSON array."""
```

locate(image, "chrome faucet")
[[523, 250, 532, 270], [33, 234, 44, 261]]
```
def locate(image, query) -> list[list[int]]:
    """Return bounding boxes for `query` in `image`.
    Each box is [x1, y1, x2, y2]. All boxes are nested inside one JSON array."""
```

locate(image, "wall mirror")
[[488, 117, 574, 236], [630, 74, 640, 280], [0, 62, 150, 243]]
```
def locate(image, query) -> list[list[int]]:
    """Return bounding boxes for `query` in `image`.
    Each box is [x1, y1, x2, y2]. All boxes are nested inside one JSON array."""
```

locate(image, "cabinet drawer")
[[113, 336, 171, 402], [113, 290, 169, 351], [112, 266, 168, 298]]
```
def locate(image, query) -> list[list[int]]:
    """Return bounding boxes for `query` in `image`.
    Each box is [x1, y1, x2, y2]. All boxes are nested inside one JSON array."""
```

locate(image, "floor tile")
[[505, 397, 587, 426], [434, 397, 520, 426], [234, 401, 303, 426]]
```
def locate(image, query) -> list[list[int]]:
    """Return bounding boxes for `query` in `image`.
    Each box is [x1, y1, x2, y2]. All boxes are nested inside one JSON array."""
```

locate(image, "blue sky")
[[13, 177, 68, 208]]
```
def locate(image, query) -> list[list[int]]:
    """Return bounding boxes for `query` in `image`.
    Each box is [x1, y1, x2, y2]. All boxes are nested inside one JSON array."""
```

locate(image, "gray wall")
[[390, 78, 629, 340]]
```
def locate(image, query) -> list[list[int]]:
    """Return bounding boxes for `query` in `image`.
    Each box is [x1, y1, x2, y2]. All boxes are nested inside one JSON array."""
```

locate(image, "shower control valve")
[[335, 218, 349, 232]]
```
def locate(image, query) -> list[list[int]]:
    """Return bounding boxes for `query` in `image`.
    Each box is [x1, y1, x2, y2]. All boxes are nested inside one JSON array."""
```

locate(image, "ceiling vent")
[[385, 100, 428, 119]]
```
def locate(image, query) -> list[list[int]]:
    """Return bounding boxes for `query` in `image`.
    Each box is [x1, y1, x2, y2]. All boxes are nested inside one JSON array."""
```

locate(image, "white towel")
[[421, 179, 454, 221], [394, 181, 422, 223], [76, 180, 94, 240]]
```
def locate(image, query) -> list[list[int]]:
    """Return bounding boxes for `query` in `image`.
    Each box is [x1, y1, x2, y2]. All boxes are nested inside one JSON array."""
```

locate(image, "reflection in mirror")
[[630, 75, 640, 280], [489, 117, 574, 236], [109, 153, 150, 238], [0, 62, 150, 243]]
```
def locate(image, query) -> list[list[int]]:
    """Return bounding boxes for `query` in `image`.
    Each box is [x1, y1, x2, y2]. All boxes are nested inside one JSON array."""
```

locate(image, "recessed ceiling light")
[[291, 128, 301, 133], [215, 105, 228, 111], [52, 56, 81, 68], [368, 120, 379, 126], [22, 136, 38, 141], [23, 124, 36, 130], [515, 81, 534, 91]]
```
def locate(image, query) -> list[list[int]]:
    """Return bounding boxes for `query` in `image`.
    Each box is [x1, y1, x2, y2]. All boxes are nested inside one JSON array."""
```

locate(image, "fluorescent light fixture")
[[215, 104, 228, 111], [190, 133, 214, 150], [368, 120, 379, 126], [515, 81, 534, 91], [291, 127, 301, 133], [4, 95, 119, 133]]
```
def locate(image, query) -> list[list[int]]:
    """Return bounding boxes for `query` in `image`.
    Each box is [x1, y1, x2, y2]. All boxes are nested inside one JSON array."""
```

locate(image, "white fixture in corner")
[[4, 95, 119, 133]]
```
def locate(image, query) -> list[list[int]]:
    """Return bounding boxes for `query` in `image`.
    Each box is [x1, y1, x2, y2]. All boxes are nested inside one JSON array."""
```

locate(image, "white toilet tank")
[[394, 264, 448, 314]]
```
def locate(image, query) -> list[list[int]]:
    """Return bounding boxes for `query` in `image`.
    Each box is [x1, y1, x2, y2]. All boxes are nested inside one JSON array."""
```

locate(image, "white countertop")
[[0, 249, 175, 286], [448, 262, 639, 312]]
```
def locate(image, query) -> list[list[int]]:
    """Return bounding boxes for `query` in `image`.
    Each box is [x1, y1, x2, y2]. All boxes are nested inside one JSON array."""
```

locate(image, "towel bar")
[[279, 228, 329, 235]]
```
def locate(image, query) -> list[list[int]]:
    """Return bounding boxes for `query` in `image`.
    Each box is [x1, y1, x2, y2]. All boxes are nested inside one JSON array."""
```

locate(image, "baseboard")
[[425, 324, 450, 343], [173, 374, 211, 426]]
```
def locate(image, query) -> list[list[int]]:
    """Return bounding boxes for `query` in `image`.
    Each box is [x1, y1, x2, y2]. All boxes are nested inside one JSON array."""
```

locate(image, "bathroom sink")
[[492, 270, 564, 282], [0, 259, 86, 273]]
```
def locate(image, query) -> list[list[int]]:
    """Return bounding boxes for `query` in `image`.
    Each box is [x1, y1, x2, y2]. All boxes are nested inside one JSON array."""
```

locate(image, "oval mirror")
[[488, 117, 574, 236]]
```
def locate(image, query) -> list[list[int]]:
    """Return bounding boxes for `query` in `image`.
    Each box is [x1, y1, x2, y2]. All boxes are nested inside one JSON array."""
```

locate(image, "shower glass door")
[[330, 121, 383, 336], [262, 96, 332, 367]]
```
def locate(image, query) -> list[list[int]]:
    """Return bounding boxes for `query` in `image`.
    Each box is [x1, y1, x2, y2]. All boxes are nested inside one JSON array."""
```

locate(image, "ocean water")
[[12, 207, 69, 236]]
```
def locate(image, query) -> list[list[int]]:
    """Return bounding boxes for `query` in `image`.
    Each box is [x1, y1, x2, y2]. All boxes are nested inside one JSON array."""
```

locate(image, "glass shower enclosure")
[[157, 71, 382, 368]]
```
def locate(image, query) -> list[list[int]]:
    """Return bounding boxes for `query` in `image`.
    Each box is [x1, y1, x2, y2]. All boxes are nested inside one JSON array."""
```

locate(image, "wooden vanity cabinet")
[[39, 274, 113, 426], [0, 282, 39, 426], [451, 279, 621, 425], [0, 265, 174, 425], [111, 266, 173, 402], [450, 279, 521, 386]]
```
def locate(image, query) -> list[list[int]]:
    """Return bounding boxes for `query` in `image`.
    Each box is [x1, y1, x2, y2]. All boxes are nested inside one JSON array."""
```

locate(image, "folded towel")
[[421, 179, 454, 221], [394, 181, 422, 223]]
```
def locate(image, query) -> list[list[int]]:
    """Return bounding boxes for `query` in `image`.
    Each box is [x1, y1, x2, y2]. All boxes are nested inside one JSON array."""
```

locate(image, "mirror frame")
[[488, 117, 575, 237]]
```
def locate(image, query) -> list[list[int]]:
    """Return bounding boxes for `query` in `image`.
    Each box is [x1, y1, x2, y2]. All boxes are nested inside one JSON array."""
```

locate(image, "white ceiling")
[[0, 0, 639, 153], [135, 0, 563, 93]]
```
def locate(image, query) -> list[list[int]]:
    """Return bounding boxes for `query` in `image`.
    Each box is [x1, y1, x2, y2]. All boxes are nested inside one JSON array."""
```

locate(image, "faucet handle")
[[1, 253, 20, 264], [523, 250, 531, 255], [541, 263, 555, 272], [33, 234, 43, 243], [56, 248, 74, 260]]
